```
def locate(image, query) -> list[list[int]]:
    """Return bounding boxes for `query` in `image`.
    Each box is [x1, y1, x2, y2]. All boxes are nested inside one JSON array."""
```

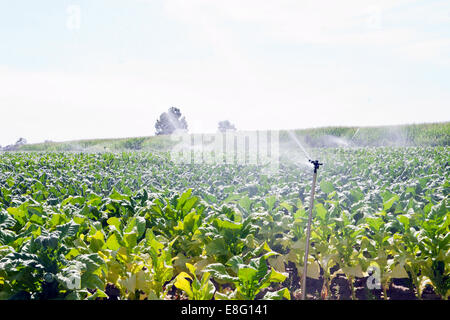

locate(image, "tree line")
[[155, 107, 236, 135]]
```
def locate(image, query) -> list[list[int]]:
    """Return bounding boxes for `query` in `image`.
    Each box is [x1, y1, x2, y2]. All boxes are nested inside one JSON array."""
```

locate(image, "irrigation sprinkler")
[[301, 159, 323, 300]]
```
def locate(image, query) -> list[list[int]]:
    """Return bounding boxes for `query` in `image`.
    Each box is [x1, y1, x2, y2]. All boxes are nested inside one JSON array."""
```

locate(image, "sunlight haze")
[[1, 0, 449, 146]]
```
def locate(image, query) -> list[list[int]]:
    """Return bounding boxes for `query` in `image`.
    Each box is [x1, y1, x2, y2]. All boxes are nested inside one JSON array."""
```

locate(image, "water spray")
[[351, 128, 360, 141], [285, 131, 323, 299], [301, 159, 323, 300], [287, 131, 311, 160]]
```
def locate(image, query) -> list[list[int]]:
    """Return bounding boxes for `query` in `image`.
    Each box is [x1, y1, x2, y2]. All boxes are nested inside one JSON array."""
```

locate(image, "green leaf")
[[62, 196, 86, 207], [383, 195, 399, 211], [279, 202, 293, 213], [238, 267, 258, 283], [203, 263, 239, 283], [109, 189, 129, 201], [186, 263, 197, 276], [226, 256, 244, 274], [267, 267, 288, 283], [342, 265, 364, 278], [315, 203, 327, 221], [366, 217, 384, 232], [7, 207, 27, 226], [263, 288, 290, 300], [390, 264, 409, 279], [88, 230, 105, 252], [0, 211, 16, 229], [265, 195, 277, 212], [239, 196, 251, 212], [87, 289, 108, 300], [214, 218, 242, 230], [320, 181, 334, 194], [106, 232, 121, 251], [181, 211, 201, 233], [81, 273, 104, 290], [176, 189, 192, 210], [174, 272, 193, 298], [107, 217, 122, 231], [200, 278, 215, 300], [0, 229, 16, 245], [29, 214, 44, 225], [182, 197, 198, 214], [56, 221, 80, 239], [49, 213, 68, 227], [76, 253, 104, 273], [397, 215, 410, 229], [124, 232, 137, 249], [268, 255, 287, 273], [130, 217, 146, 238]]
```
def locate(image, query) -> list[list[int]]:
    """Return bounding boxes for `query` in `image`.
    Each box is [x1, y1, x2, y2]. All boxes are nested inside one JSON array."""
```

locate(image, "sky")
[[0, 0, 449, 146]]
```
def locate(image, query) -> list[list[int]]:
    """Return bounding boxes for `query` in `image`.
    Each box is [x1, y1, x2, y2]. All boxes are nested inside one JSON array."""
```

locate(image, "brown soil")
[[105, 283, 121, 300], [282, 264, 438, 300]]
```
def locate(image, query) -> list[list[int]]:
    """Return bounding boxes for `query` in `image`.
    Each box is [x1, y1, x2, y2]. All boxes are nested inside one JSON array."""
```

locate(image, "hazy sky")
[[1, 0, 450, 146]]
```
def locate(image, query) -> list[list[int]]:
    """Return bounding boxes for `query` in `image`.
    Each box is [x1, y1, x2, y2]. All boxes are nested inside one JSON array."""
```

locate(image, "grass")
[[14, 121, 450, 152]]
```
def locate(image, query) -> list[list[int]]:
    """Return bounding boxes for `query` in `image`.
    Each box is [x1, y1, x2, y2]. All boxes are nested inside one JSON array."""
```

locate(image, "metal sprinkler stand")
[[301, 159, 323, 300]]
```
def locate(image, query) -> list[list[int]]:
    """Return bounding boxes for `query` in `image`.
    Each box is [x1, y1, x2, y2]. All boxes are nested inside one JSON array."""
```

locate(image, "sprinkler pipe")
[[301, 159, 323, 300]]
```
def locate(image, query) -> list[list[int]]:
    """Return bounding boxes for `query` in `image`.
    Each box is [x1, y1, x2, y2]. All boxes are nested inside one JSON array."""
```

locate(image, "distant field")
[[14, 122, 450, 152]]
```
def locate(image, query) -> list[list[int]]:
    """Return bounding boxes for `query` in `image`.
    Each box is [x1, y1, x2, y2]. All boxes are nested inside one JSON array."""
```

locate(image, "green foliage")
[[174, 263, 215, 300], [14, 122, 450, 152], [0, 146, 448, 300]]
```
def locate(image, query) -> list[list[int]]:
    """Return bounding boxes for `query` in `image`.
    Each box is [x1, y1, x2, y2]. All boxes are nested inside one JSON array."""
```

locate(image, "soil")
[[421, 284, 441, 300], [105, 283, 121, 300], [282, 264, 438, 300]]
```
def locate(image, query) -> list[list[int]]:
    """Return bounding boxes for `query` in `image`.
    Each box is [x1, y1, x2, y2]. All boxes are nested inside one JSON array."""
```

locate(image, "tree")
[[218, 120, 236, 133], [15, 138, 27, 145], [155, 107, 188, 135]]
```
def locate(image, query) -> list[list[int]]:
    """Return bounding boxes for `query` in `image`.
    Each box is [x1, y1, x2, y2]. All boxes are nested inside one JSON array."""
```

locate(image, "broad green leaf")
[[176, 189, 192, 210], [214, 218, 242, 230], [106, 232, 121, 251], [238, 267, 258, 282], [124, 232, 137, 249], [342, 265, 364, 278], [186, 262, 196, 276], [203, 263, 239, 283], [239, 196, 251, 212], [320, 181, 334, 194], [390, 264, 409, 279], [107, 217, 122, 231], [263, 288, 290, 300], [366, 217, 384, 232], [383, 195, 399, 211], [315, 203, 327, 221], [174, 272, 193, 298], [267, 267, 288, 283], [56, 221, 80, 239]]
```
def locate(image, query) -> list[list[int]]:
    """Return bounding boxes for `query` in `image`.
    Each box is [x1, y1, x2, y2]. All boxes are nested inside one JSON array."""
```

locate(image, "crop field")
[[0, 146, 448, 300]]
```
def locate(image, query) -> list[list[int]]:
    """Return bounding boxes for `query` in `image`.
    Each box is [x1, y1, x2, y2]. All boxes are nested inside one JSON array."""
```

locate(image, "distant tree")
[[218, 120, 236, 133], [15, 138, 27, 145], [155, 107, 188, 135]]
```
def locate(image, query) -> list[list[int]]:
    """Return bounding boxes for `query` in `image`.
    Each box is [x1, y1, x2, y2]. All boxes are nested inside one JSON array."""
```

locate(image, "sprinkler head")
[[309, 159, 323, 173]]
